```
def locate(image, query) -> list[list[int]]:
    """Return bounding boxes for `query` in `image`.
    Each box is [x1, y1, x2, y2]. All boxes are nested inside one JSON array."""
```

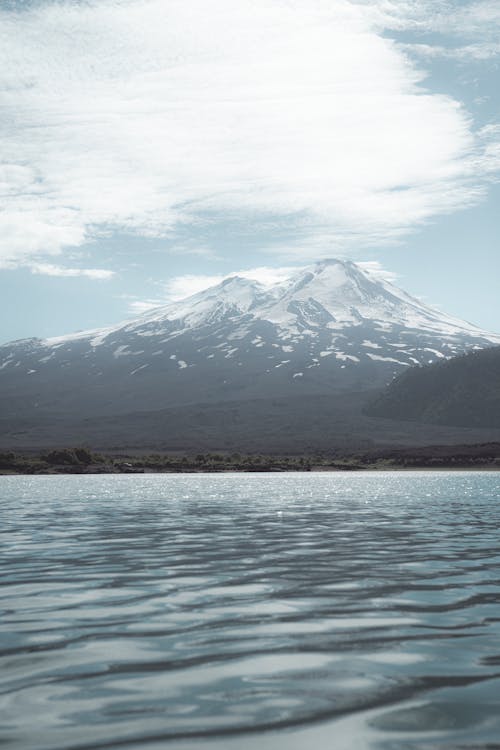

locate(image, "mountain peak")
[[219, 275, 260, 288], [1, 258, 500, 437], [313, 257, 349, 270], [23, 258, 500, 346]]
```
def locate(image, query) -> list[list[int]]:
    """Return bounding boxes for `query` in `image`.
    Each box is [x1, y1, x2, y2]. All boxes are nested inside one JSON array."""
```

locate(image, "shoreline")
[[1, 468, 498, 475], [1, 446, 499, 475]]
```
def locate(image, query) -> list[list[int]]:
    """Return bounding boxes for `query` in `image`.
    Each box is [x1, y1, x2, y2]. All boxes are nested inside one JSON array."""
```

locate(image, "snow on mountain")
[[1, 259, 499, 420], [45, 258, 497, 343]]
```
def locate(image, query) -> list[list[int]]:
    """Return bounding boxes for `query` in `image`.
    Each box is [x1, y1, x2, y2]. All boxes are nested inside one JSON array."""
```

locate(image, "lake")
[[1, 472, 500, 750]]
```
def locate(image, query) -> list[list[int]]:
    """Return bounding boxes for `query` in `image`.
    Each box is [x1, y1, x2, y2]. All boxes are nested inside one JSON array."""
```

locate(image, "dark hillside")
[[3, 390, 500, 453], [366, 346, 500, 428]]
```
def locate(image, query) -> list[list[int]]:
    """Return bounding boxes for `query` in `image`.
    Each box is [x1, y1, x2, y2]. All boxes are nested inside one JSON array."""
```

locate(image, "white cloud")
[[29, 263, 115, 279], [403, 41, 500, 61], [162, 243, 222, 260], [446, 1, 500, 34], [127, 299, 164, 314], [360, 0, 500, 34], [357, 261, 399, 284], [371, 0, 500, 58], [163, 275, 228, 301], [0, 0, 499, 268], [162, 266, 298, 301]]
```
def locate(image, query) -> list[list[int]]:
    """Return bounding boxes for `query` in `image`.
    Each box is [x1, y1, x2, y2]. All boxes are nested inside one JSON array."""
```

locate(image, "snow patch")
[[113, 345, 130, 358], [336, 353, 360, 363], [366, 353, 404, 364], [424, 348, 445, 358], [130, 364, 149, 375]]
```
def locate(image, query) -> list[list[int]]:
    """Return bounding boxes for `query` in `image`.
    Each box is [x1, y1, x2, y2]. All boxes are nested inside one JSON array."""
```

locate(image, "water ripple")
[[1, 472, 500, 749]]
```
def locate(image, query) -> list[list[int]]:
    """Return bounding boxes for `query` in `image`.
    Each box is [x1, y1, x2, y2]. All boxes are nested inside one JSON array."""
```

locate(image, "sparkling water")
[[2, 472, 500, 749]]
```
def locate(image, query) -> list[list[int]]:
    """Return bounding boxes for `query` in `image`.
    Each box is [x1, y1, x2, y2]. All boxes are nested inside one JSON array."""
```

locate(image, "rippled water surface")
[[2, 472, 500, 750]]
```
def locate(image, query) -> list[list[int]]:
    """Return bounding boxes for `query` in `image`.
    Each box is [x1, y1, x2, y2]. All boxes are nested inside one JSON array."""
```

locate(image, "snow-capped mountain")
[[1, 259, 499, 423]]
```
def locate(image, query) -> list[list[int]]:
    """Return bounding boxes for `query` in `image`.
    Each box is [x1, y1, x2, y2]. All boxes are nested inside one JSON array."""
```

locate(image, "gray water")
[[1, 472, 500, 750]]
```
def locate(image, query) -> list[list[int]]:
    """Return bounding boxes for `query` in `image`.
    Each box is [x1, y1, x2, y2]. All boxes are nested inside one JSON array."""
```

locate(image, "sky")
[[0, 0, 499, 343]]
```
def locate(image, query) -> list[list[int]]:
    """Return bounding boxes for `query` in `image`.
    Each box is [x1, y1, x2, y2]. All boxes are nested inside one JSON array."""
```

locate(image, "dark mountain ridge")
[[366, 346, 500, 428]]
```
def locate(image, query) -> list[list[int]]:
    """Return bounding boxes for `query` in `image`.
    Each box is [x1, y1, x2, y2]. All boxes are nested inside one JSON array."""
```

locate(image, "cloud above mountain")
[[1, 0, 499, 270]]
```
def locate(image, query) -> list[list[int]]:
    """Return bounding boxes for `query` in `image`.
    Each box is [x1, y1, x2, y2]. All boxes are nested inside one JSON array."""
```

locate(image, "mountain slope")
[[0, 259, 499, 439], [366, 346, 500, 428]]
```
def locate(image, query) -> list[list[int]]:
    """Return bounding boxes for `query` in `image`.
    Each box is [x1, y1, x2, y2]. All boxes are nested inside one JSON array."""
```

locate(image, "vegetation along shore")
[[1, 444, 499, 475]]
